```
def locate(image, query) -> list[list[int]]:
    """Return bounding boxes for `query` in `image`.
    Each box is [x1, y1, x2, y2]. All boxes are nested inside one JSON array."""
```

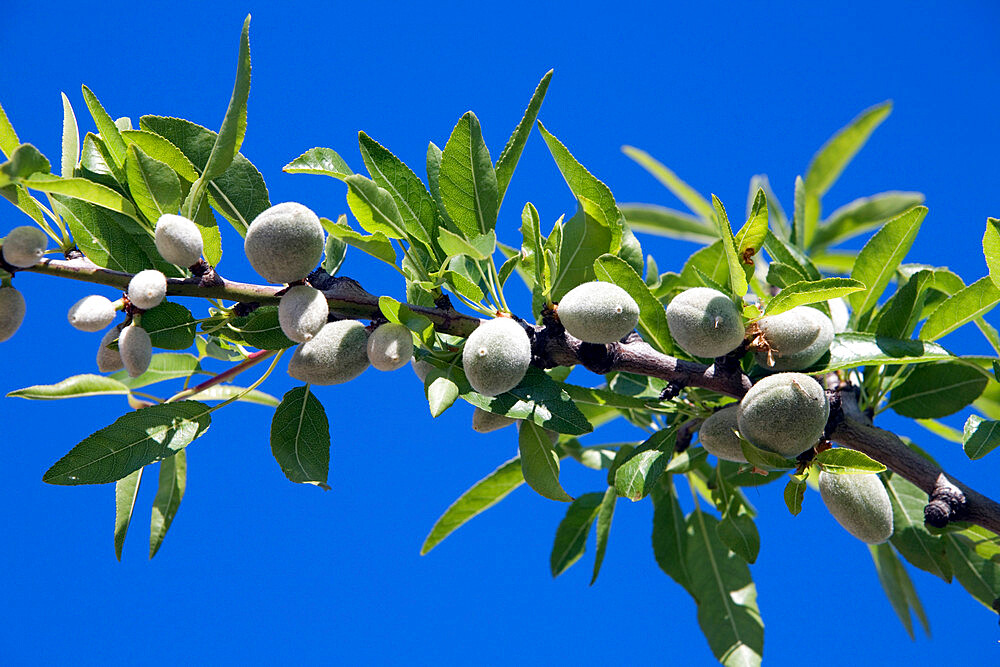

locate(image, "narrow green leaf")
[[763, 229, 821, 281], [875, 270, 933, 339], [945, 533, 1000, 609], [283, 147, 352, 179], [437, 227, 495, 260], [888, 362, 987, 418], [984, 218, 1000, 290], [764, 277, 865, 317], [421, 456, 524, 555], [440, 111, 498, 238], [323, 232, 347, 275], [590, 487, 617, 585], [783, 477, 806, 515], [192, 384, 279, 407], [739, 438, 796, 471], [79, 131, 124, 186], [495, 70, 552, 203], [550, 197, 613, 301], [651, 477, 692, 593], [358, 131, 436, 248], [8, 374, 129, 400], [849, 206, 926, 319], [813, 447, 887, 474], [963, 415, 1000, 460], [200, 15, 252, 181], [809, 332, 955, 373], [270, 386, 331, 487], [539, 121, 622, 251], [886, 476, 952, 582], [519, 419, 573, 502], [24, 173, 139, 221], [110, 352, 202, 389], [60, 92, 79, 176], [425, 372, 460, 418], [717, 514, 760, 564], [125, 144, 181, 222], [550, 492, 603, 577], [0, 101, 18, 156], [594, 253, 673, 353], [613, 428, 675, 501], [81, 85, 128, 169], [149, 449, 186, 558], [811, 191, 924, 250], [806, 101, 892, 198], [43, 401, 211, 485], [735, 188, 768, 277], [114, 467, 143, 561], [621, 204, 716, 244], [192, 200, 223, 266], [869, 543, 917, 639], [792, 176, 807, 249], [322, 217, 397, 268], [711, 195, 747, 298], [121, 129, 199, 182], [622, 145, 714, 220], [921, 276, 1000, 341], [345, 174, 406, 239]]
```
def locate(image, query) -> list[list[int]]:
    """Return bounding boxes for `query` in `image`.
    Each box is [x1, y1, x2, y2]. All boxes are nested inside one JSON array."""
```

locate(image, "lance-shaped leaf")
[[283, 147, 352, 179], [613, 428, 675, 501], [270, 386, 331, 488], [651, 477, 693, 594], [808, 332, 955, 373], [199, 15, 251, 181], [440, 111, 498, 238], [550, 492, 603, 577], [763, 277, 865, 317], [550, 196, 613, 301], [60, 92, 79, 176], [763, 229, 821, 281], [716, 513, 760, 564], [875, 270, 933, 339], [125, 144, 181, 222], [539, 121, 622, 251], [920, 276, 1000, 341], [109, 353, 202, 390], [784, 477, 806, 515], [963, 415, 1000, 460], [114, 467, 143, 561], [850, 205, 926, 320], [358, 132, 436, 248], [869, 542, 928, 639], [945, 533, 1000, 609], [887, 362, 987, 418], [82, 85, 128, 170], [0, 100, 19, 156], [421, 456, 525, 555], [459, 367, 593, 435], [984, 217, 1000, 290], [121, 129, 200, 181], [886, 476, 952, 582], [622, 145, 714, 220], [735, 188, 768, 279], [595, 253, 673, 354], [24, 173, 139, 221], [323, 216, 397, 268], [149, 449, 186, 559], [590, 487, 617, 585], [805, 101, 892, 198], [811, 191, 924, 250], [621, 204, 716, 244], [345, 174, 406, 239], [437, 228, 495, 260], [711, 195, 747, 298], [519, 419, 573, 502], [495, 70, 552, 203], [8, 374, 130, 400], [43, 401, 211, 485], [813, 447, 886, 474]]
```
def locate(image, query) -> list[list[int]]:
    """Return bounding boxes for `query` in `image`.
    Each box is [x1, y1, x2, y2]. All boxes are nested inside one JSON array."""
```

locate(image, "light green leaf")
[[550, 492, 603, 577], [8, 374, 129, 400], [495, 70, 552, 203], [850, 206, 926, 319], [539, 121, 622, 251], [739, 438, 796, 471], [282, 147, 352, 179], [322, 217, 397, 268], [711, 195, 747, 298], [805, 101, 892, 198], [519, 419, 573, 502], [0, 144, 51, 187], [594, 253, 673, 354], [875, 270, 933, 339], [421, 456, 524, 555], [270, 386, 330, 487], [963, 415, 1000, 460], [43, 401, 211, 485], [24, 173, 139, 221], [550, 197, 613, 300], [590, 487, 616, 585], [613, 428, 675, 501], [192, 200, 223, 266], [621, 204, 716, 244], [811, 191, 924, 250], [200, 15, 251, 181], [81, 85, 128, 170], [764, 277, 865, 317], [921, 276, 1000, 341], [378, 296, 433, 341], [191, 384, 279, 407], [813, 447, 886, 473], [110, 352, 202, 389], [622, 145, 714, 220], [984, 218, 1000, 290], [323, 232, 347, 275], [60, 92, 79, 176], [425, 372, 460, 418], [735, 188, 768, 277], [945, 533, 1000, 610], [114, 467, 143, 561], [437, 227, 495, 260], [809, 332, 956, 373], [149, 449, 186, 559], [345, 174, 406, 239], [358, 131, 436, 248], [888, 361, 987, 418], [120, 129, 199, 182], [440, 111, 498, 238], [886, 476, 952, 582], [763, 230, 821, 281], [79, 131, 125, 186], [125, 144, 181, 222], [0, 101, 18, 156]]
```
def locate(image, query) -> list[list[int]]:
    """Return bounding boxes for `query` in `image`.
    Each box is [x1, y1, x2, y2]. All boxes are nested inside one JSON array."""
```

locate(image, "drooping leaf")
[[421, 456, 524, 555], [716, 513, 760, 564], [849, 206, 926, 320], [945, 533, 1000, 610], [460, 367, 593, 436], [149, 449, 186, 559], [550, 492, 603, 576], [763, 278, 865, 317], [590, 487, 616, 585], [920, 276, 1000, 341], [425, 371, 460, 418], [739, 438, 796, 471], [594, 253, 673, 353], [43, 401, 211, 485], [323, 231, 347, 275], [495, 70, 552, 204], [114, 467, 143, 561], [811, 191, 924, 250], [622, 145, 714, 220], [7, 374, 130, 400], [109, 352, 202, 389], [783, 477, 806, 515], [888, 362, 987, 418], [963, 415, 1000, 460], [620, 204, 716, 244], [270, 386, 331, 488], [805, 101, 892, 198], [651, 477, 692, 594], [869, 542, 921, 639], [519, 419, 573, 502], [192, 384, 279, 407], [440, 111, 498, 238], [282, 147, 352, 179], [886, 476, 952, 582], [125, 144, 181, 222], [813, 447, 886, 474]]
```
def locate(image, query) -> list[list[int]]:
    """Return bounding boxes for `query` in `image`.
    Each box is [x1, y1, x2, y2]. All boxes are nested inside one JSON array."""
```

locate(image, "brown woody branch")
[[18, 256, 1000, 535]]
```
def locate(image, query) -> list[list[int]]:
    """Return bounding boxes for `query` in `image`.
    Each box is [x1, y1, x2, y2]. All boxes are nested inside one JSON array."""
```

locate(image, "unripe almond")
[[244, 202, 324, 283], [154, 214, 203, 267], [68, 295, 116, 332], [737, 372, 829, 458], [128, 269, 167, 310], [472, 407, 518, 433], [0, 285, 26, 343], [367, 322, 414, 371], [119, 325, 152, 378], [818, 470, 894, 544], [96, 323, 125, 372], [278, 285, 329, 343], [462, 317, 531, 397], [1, 225, 47, 268], [753, 306, 834, 371], [666, 287, 745, 358], [288, 319, 369, 385], [557, 281, 640, 343], [698, 405, 746, 463]]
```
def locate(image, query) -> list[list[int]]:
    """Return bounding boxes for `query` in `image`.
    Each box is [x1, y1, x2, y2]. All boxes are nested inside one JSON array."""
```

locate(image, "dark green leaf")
[[711, 195, 748, 298], [963, 415, 1000, 460], [460, 367, 593, 436], [813, 447, 887, 474], [149, 449, 186, 559], [43, 401, 211, 485], [323, 217, 397, 268], [550, 197, 613, 300], [764, 277, 865, 317], [270, 386, 331, 487], [784, 477, 806, 515], [125, 144, 181, 222], [886, 476, 952, 582], [717, 513, 760, 564], [766, 262, 807, 289], [495, 70, 552, 204], [622, 145, 714, 220], [519, 419, 573, 502], [7, 374, 129, 400], [590, 487, 616, 585], [811, 191, 924, 250], [869, 542, 920, 639], [440, 111, 498, 238], [739, 438, 796, 471], [613, 428, 675, 501], [875, 270, 933, 339], [651, 477, 692, 593], [228, 306, 296, 350], [888, 362, 987, 418], [921, 276, 1000, 341], [142, 301, 196, 350], [945, 534, 1000, 610], [594, 253, 673, 354], [849, 206, 926, 320], [763, 230, 821, 281], [805, 101, 892, 198], [421, 456, 525, 555], [282, 147, 352, 179], [621, 204, 716, 244], [345, 174, 406, 239], [199, 14, 251, 181], [114, 467, 143, 561], [550, 492, 603, 576], [808, 332, 956, 374]]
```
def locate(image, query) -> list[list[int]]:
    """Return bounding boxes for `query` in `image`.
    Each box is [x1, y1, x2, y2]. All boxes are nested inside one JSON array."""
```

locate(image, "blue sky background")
[[2, 1, 999, 664]]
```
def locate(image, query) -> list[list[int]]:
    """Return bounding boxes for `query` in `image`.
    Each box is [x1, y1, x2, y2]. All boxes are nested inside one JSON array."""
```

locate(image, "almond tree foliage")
[[3, 17, 1000, 666]]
